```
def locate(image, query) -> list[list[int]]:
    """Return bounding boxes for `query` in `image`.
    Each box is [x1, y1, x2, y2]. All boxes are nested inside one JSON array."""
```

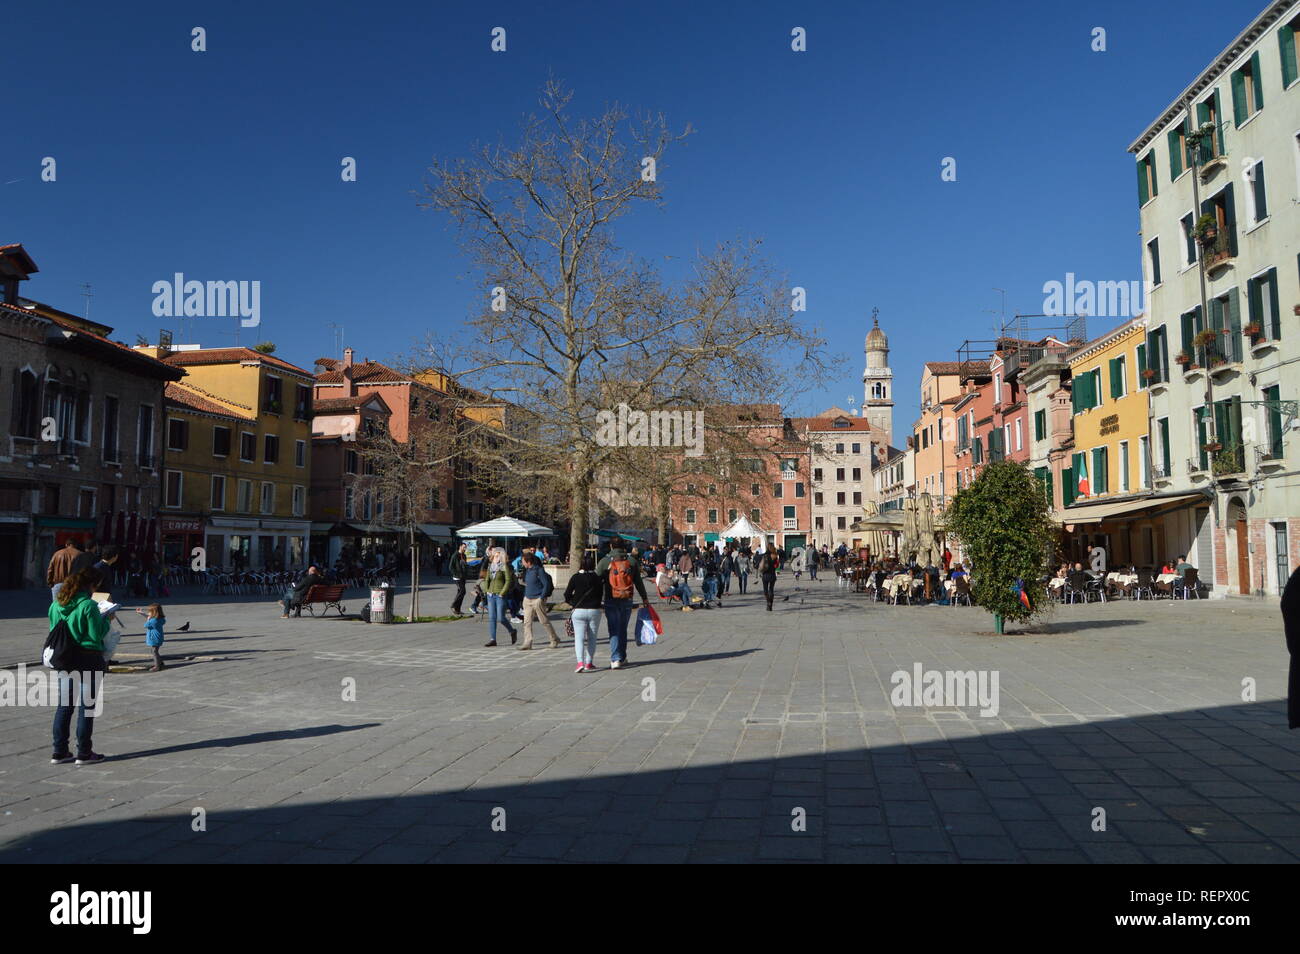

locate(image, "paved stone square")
[[0, 578, 1296, 863]]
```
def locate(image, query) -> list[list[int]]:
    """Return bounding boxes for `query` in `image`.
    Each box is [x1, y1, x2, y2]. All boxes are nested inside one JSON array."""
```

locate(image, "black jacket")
[[1283, 566, 1300, 730], [564, 570, 604, 609], [450, 553, 468, 580], [291, 571, 322, 601]]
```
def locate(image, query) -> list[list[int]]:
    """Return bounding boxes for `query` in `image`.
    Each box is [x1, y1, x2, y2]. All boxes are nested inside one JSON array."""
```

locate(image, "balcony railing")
[[1188, 122, 1227, 173], [1199, 228, 1234, 272], [782, 518, 797, 530], [1211, 442, 1247, 477], [1003, 347, 1044, 379]]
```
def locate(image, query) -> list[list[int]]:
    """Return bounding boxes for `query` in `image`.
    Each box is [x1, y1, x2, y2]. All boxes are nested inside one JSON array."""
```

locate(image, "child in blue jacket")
[[135, 604, 166, 671]]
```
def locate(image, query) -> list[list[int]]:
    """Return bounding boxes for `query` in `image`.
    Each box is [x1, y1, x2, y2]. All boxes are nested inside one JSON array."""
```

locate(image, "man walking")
[[449, 542, 469, 616], [46, 539, 83, 602], [596, 544, 650, 669], [518, 553, 560, 650]]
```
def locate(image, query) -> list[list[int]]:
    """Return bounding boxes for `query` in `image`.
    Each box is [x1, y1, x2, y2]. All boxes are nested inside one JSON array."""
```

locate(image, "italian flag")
[[1076, 456, 1090, 498]]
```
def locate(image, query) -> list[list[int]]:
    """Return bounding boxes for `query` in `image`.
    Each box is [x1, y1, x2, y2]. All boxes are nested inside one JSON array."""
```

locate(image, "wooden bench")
[[299, 584, 347, 617]]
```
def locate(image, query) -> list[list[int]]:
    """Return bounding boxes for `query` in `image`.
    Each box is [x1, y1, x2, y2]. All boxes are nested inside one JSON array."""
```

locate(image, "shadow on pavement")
[[1, 702, 1295, 863]]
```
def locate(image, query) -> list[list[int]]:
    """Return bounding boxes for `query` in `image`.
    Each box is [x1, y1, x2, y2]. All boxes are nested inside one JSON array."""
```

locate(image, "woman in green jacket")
[[48, 567, 110, 765], [481, 547, 518, 647]]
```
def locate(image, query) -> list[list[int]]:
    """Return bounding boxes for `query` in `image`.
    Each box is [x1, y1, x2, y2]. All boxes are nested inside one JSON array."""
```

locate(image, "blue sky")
[[3, 0, 1262, 429]]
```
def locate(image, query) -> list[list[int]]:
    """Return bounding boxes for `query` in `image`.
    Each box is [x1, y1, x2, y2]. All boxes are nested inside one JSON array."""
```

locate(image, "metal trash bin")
[[369, 585, 392, 624]]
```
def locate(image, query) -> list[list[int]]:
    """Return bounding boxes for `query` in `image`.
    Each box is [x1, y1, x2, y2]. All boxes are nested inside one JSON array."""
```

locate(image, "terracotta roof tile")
[[162, 347, 314, 378], [312, 395, 392, 414], [164, 383, 253, 421], [314, 359, 409, 385], [1, 301, 183, 379], [797, 415, 872, 432]]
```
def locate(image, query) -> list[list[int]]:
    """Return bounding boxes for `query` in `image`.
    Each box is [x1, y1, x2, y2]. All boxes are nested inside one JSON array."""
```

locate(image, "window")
[[852, 492, 861, 505], [1167, 118, 1189, 180], [1208, 289, 1242, 364], [1109, 355, 1127, 399], [1180, 212, 1197, 266], [292, 485, 305, 517], [851, 443, 860, 454], [836, 516, 846, 530], [1147, 326, 1170, 383], [835, 443, 844, 454], [1245, 159, 1268, 225], [813, 468, 823, 482], [361, 491, 372, 521], [972, 436, 983, 465], [260, 482, 275, 514], [708, 484, 717, 495], [814, 492, 823, 506], [795, 482, 805, 498], [1230, 51, 1264, 126], [1015, 418, 1023, 451], [1147, 238, 1162, 286], [772, 483, 782, 498], [167, 418, 188, 452], [1194, 89, 1225, 162], [1034, 409, 1046, 442], [1071, 367, 1101, 413], [1136, 150, 1158, 205], [1119, 441, 1130, 492], [1139, 436, 1150, 488], [345, 449, 358, 474], [728, 509, 737, 523], [1283, 15, 1299, 89], [344, 487, 354, 519], [750, 483, 760, 497], [263, 434, 279, 464], [237, 479, 253, 513], [164, 470, 182, 508], [685, 509, 697, 523], [1248, 268, 1281, 341], [263, 375, 283, 413], [836, 492, 846, 505], [1092, 446, 1109, 494], [835, 467, 845, 481], [295, 439, 306, 467], [137, 406, 154, 466], [815, 517, 824, 530], [1264, 384, 1285, 459], [294, 384, 311, 420], [783, 505, 796, 530], [750, 509, 761, 523], [240, 432, 256, 462], [707, 509, 718, 524], [1199, 184, 1237, 263], [212, 426, 231, 458], [211, 475, 226, 510], [102, 395, 119, 461]]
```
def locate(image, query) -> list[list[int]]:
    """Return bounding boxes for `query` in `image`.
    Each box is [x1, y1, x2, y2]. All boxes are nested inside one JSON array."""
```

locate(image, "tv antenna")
[[80, 283, 92, 319]]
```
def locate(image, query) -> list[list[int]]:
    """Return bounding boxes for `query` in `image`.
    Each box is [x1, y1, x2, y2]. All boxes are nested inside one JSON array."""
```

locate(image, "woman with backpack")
[[564, 554, 603, 672], [47, 567, 110, 765], [481, 547, 518, 647]]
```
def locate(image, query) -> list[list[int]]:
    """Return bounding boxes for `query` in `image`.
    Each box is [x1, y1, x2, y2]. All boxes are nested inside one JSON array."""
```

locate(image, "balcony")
[[1190, 123, 1228, 180], [1211, 442, 1247, 479], [782, 517, 797, 530], [1003, 347, 1044, 380], [1256, 445, 1286, 470], [1198, 229, 1234, 275]]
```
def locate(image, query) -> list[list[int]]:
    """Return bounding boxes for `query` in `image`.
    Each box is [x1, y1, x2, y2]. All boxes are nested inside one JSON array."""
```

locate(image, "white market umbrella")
[[457, 516, 553, 538], [719, 514, 766, 541]]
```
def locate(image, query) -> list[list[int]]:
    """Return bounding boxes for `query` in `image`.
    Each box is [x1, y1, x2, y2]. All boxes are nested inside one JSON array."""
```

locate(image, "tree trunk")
[[657, 488, 670, 546], [409, 531, 418, 622], [569, 472, 591, 571]]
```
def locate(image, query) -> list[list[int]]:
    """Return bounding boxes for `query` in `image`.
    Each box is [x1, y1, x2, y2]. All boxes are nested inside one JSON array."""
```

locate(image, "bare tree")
[[420, 80, 832, 568]]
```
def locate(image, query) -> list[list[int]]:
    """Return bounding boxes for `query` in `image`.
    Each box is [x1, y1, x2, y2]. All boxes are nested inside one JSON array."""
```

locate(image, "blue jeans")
[[52, 672, 100, 756], [605, 598, 633, 663], [809, 563, 818, 580], [486, 594, 515, 641], [737, 569, 749, 593], [571, 608, 601, 664], [666, 580, 693, 603], [719, 571, 731, 594], [703, 576, 719, 601]]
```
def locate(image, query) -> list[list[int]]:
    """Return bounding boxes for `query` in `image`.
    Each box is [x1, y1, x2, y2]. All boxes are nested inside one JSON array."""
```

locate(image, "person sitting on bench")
[[281, 565, 323, 618]]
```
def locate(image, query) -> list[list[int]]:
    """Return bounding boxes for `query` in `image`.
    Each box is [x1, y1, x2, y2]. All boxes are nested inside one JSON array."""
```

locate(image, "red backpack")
[[608, 558, 634, 600]]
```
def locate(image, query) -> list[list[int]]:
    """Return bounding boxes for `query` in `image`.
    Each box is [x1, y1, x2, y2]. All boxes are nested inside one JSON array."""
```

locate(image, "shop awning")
[[594, 529, 644, 542], [418, 524, 455, 539], [1053, 493, 1203, 526]]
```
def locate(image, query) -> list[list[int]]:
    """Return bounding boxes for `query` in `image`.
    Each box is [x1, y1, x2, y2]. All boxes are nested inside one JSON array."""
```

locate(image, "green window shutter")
[[1214, 90, 1225, 152], [1166, 127, 1183, 179], [1266, 385, 1283, 458], [1252, 52, 1264, 109], [1267, 268, 1280, 339], [1196, 98, 1209, 126], [1224, 182, 1237, 254], [1282, 23, 1299, 88], [1062, 466, 1074, 507], [1253, 160, 1267, 220], [1159, 418, 1171, 475], [1136, 343, 1147, 388], [1136, 157, 1149, 206], [1231, 67, 1247, 126], [1109, 358, 1121, 399], [1227, 287, 1241, 361]]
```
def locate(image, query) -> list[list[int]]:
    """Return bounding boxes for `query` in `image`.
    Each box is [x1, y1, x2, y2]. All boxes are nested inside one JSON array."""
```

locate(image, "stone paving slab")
[[0, 577, 1296, 862]]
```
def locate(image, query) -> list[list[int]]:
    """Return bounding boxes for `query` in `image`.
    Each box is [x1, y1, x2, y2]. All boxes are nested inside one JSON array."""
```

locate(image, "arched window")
[[10, 368, 41, 439]]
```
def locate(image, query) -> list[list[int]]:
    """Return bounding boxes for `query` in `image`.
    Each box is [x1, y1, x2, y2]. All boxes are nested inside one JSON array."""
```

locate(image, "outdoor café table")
[[1156, 573, 1179, 584], [1108, 572, 1137, 598]]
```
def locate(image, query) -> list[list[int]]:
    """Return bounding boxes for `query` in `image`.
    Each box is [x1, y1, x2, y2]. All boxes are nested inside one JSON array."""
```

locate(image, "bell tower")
[[863, 308, 894, 447]]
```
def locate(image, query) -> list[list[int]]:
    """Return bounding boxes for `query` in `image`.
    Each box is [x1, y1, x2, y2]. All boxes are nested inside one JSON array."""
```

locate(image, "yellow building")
[[136, 345, 316, 570], [1059, 318, 1180, 567]]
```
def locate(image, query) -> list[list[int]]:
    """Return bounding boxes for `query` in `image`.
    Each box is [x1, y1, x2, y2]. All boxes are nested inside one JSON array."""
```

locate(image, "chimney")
[[342, 347, 355, 397]]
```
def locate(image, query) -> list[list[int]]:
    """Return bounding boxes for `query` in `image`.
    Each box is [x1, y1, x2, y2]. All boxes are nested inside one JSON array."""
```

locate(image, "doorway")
[[1225, 497, 1249, 595]]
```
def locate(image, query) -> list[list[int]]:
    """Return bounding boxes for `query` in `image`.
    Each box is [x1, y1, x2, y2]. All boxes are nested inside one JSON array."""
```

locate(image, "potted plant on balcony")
[[1193, 329, 1219, 350], [1174, 351, 1191, 366], [1194, 213, 1219, 246], [1243, 321, 1262, 338], [1141, 368, 1157, 381], [1201, 441, 1222, 454]]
